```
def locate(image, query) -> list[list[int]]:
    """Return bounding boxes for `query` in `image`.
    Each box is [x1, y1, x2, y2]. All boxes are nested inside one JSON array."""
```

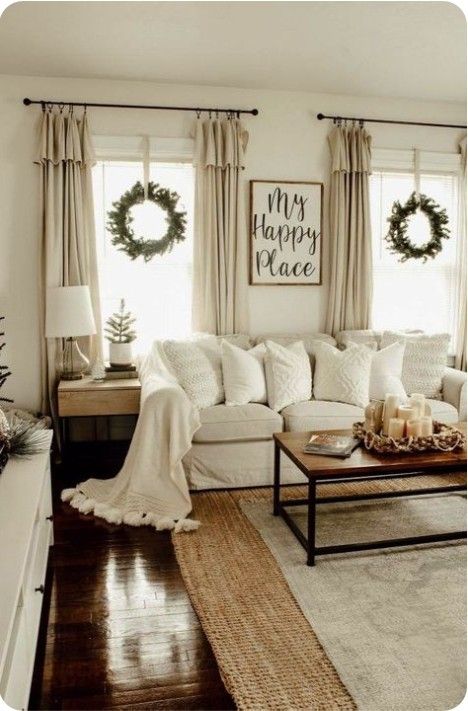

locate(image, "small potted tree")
[[104, 299, 137, 367]]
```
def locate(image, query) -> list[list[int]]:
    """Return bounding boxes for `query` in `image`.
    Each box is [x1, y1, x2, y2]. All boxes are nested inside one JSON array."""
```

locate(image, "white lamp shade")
[[46, 286, 96, 338]]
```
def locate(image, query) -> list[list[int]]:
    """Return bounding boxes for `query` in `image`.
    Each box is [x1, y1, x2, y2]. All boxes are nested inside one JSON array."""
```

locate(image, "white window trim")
[[372, 148, 461, 175], [93, 135, 194, 163]]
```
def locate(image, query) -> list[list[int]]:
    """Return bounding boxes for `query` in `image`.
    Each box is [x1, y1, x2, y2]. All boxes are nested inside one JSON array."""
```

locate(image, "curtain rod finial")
[[252, 109, 259, 116], [23, 97, 31, 105], [317, 113, 324, 120]]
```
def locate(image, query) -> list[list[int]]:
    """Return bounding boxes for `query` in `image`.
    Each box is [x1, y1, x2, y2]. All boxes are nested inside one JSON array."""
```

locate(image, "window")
[[93, 158, 194, 354], [370, 150, 460, 347]]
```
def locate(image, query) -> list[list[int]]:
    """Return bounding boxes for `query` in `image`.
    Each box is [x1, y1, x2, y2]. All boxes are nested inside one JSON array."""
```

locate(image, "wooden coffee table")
[[273, 427, 467, 566]]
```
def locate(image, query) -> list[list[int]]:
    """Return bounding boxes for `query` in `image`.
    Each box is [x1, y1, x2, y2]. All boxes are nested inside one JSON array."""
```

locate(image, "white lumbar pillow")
[[264, 340, 312, 412], [313, 343, 373, 408], [221, 341, 267, 406], [163, 338, 224, 409], [369, 342, 406, 401]]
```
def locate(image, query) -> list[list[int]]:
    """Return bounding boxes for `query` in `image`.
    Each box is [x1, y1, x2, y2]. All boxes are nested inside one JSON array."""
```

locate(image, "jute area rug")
[[172, 475, 465, 711]]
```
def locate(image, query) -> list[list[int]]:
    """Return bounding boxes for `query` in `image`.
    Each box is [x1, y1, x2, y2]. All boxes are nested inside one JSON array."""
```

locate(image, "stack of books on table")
[[105, 363, 138, 380], [303, 433, 360, 458]]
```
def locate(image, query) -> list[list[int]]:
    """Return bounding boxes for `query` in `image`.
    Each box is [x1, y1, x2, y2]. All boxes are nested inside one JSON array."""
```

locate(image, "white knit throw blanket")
[[61, 343, 201, 533]]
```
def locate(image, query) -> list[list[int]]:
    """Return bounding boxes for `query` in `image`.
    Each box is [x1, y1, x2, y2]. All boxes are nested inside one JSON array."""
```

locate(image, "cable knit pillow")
[[313, 343, 373, 408], [380, 331, 450, 398], [221, 341, 267, 406], [163, 339, 224, 408], [264, 340, 312, 412]]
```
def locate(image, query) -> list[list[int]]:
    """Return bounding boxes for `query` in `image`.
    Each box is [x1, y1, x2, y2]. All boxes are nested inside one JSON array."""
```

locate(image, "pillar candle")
[[420, 416, 433, 436], [388, 418, 405, 438], [409, 394, 426, 419], [364, 402, 376, 432], [407, 419, 422, 438], [382, 394, 401, 435], [397, 406, 416, 436], [397, 405, 416, 422]]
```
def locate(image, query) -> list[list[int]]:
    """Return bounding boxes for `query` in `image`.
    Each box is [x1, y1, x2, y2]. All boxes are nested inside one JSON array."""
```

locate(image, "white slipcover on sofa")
[[179, 331, 467, 490], [62, 330, 467, 528]]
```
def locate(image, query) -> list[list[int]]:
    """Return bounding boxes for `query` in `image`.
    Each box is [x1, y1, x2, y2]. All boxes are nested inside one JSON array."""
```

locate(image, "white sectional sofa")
[[180, 331, 467, 491]]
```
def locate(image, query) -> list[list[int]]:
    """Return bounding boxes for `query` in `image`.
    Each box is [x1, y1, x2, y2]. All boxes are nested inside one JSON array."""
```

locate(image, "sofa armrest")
[[442, 368, 467, 422]]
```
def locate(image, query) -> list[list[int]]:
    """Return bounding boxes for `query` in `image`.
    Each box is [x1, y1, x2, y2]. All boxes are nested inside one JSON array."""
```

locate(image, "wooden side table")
[[58, 376, 141, 452]]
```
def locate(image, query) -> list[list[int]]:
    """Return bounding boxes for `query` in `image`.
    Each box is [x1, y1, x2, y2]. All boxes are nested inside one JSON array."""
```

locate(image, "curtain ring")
[[215, 110, 219, 119], [41, 101, 46, 113], [195, 109, 201, 119], [209, 110, 212, 119], [69, 103, 74, 115], [59, 102, 65, 113], [237, 111, 240, 119], [83, 103, 87, 114], [47, 102, 53, 112], [359, 119, 364, 128]]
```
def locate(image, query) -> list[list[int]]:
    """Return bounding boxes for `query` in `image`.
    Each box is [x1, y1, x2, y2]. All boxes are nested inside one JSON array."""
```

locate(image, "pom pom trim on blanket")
[[61, 487, 200, 532]]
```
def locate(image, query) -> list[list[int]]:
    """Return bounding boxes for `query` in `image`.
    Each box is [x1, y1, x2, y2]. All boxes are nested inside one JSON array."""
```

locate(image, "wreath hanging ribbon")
[[107, 136, 187, 262]]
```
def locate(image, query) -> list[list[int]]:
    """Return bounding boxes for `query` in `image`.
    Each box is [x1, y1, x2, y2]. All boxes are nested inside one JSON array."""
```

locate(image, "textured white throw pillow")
[[221, 341, 267, 406], [381, 331, 450, 398], [313, 343, 373, 408], [264, 340, 312, 412], [369, 342, 406, 400], [163, 338, 224, 408]]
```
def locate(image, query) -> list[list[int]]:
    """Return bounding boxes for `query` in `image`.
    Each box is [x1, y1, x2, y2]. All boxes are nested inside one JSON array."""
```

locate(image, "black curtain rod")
[[317, 112, 466, 130], [23, 97, 259, 116]]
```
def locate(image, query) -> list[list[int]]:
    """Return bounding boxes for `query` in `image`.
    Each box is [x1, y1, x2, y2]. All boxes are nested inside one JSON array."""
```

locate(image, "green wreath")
[[107, 181, 187, 262], [385, 191, 450, 263]]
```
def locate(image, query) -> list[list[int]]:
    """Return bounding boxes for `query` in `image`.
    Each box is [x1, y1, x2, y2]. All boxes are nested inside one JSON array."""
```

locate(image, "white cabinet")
[[0, 433, 53, 710]]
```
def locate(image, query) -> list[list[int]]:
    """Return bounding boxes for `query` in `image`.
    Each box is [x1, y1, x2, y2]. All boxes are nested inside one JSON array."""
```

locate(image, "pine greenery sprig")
[[104, 299, 137, 344]]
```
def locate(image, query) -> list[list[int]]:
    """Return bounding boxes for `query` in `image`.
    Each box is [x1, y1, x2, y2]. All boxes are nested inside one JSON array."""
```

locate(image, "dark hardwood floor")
[[29, 443, 235, 710]]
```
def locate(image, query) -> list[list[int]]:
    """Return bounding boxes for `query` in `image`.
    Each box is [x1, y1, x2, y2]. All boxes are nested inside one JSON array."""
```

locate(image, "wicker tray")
[[353, 421, 466, 454]]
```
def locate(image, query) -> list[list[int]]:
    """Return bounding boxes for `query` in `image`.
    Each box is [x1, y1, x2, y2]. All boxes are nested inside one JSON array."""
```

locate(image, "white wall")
[[0, 73, 465, 409]]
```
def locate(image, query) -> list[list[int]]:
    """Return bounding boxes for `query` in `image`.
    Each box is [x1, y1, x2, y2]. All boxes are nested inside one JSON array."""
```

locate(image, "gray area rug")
[[241, 494, 466, 711]]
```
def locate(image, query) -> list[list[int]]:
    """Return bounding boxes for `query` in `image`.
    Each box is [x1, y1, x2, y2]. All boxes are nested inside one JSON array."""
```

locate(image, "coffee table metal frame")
[[273, 436, 467, 566]]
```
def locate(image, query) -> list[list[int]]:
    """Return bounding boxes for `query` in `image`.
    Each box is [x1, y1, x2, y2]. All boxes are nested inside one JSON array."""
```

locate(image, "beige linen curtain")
[[35, 108, 102, 415], [455, 136, 467, 371], [192, 117, 249, 334], [325, 124, 373, 335]]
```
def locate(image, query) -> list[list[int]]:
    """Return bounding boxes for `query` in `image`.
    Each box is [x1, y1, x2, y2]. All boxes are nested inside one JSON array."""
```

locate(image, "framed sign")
[[249, 180, 323, 285]]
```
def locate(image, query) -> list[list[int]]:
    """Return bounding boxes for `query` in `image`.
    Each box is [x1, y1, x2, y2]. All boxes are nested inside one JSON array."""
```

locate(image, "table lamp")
[[46, 286, 96, 380]]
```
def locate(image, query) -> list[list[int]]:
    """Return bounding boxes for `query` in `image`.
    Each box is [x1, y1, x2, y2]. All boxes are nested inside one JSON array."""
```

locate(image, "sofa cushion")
[[221, 341, 267, 405], [195, 333, 253, 350], [163, 338, 224, 408], [193, 403, 283, 443], [426, 399, 459, 424], [369, 342, 406, 400], [335, 329, 383, 350], [264, 340, 312, 412], [254, 333, 336, 353], [282, 400, 364, 432], [313, 343, 373, 408], [381, 331, 450, 399]]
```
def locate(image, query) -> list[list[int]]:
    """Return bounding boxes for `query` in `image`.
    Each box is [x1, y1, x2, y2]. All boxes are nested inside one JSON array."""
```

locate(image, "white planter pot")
[[109, 342, 133, 367]]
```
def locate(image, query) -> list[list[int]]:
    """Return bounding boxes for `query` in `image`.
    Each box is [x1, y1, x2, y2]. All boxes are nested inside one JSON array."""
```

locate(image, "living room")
[[0, 1, 466, 709]]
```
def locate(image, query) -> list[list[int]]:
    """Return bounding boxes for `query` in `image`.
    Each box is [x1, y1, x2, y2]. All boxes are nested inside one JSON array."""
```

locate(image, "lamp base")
[[61, 372, 84, 381], [62, 337, 89, 381]]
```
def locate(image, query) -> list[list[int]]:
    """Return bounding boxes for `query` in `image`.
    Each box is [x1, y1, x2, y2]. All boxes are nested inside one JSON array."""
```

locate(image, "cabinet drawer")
[[23, 516, 51, 650], [58, 388, 140, 416]]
